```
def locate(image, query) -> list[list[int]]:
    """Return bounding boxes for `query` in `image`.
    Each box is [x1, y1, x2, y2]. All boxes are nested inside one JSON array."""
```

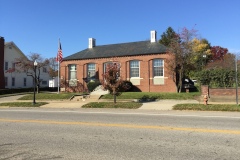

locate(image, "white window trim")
[[87, 63, 96, 78], [69, 64, 77, 80], [153, 59, 164, 78], [130, 77, 143, 79], [130, 60, 140, 78]]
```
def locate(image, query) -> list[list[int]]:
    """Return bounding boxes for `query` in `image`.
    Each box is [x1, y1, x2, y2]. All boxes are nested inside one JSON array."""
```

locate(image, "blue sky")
[[1, 0, 240, 59]]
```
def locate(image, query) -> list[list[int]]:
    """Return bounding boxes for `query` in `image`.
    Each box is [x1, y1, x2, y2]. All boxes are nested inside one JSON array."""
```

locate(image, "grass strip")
[[82, 102, 142, 109], [0, 102, 48, 107], [18, 93, 77, 100], [173, 104, 240, 111], [102, 92, 200, 100]]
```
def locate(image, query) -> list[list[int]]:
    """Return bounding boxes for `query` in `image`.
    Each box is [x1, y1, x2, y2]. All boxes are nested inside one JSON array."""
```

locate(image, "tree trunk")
[[178, 67, 184, 93], [37, 85, 39, 93], [113, 88, 116, 104], [114, 94, 116, 104]]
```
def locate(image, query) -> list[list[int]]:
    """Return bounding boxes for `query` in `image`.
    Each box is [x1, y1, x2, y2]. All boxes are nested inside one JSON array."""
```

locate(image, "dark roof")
[[63, 40, 167, 61]]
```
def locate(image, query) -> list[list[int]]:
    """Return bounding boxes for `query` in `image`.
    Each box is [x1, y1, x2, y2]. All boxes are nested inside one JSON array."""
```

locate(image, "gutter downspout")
[[83, 64, 85, 92], [65, 65, 67, 92], [148, 60, 150, 92]]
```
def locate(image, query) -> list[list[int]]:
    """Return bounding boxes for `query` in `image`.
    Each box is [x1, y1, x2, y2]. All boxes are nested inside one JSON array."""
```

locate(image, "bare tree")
[[166, 27, 197, 92], [48, 57, 58, 78], [15, 53, 50, 93]]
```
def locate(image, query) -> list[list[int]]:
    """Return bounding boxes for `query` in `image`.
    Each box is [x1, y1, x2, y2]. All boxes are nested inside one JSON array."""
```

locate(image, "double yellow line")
[[1, 118, 240, 135]]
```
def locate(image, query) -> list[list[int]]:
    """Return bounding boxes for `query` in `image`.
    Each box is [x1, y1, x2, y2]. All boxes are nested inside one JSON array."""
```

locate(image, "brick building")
[[61, 31, 176, 92]]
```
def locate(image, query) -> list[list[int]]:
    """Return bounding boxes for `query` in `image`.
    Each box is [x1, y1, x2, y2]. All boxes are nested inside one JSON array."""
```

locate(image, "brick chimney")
[[88, 38, 96, 48], [150, 30, 157, 43], [0, 37, 5, 89]]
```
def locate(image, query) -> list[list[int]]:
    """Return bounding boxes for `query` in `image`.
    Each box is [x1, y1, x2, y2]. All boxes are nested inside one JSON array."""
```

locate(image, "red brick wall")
[[210, 88, 240, 96], [201, 85, 209, 96], [0, 37, 4, 89], [60, 53, 177, 92], [201, 85, 240, 96]]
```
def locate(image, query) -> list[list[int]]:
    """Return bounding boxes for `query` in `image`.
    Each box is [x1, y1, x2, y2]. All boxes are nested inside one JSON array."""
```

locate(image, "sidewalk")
[[139, 99, 199, 110], [39, 99, 236, 110], [0, 94, 200, 110], [1, 94, 235, 110], [38, 99, 200, 110]]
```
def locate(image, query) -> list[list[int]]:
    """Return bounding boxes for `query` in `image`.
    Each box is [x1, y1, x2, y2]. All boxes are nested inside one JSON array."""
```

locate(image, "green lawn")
[[16, 92, 200, 101], [18, 93, 78, 100], [102, 92, 200, 100], [82, 102, 142, 109], [0, 102, 48, 107], [173, 104, 240, 111]]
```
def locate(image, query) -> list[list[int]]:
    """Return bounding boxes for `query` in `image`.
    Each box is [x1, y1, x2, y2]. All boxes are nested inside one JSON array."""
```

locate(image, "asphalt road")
[[0, 108, 240, 160]]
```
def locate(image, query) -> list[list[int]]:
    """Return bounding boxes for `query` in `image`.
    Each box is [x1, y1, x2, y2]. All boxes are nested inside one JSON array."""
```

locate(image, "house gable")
[[5, 41, 27, 61]]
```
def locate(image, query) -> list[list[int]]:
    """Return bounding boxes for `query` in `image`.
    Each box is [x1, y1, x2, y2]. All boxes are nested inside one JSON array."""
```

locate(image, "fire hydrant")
[[203, 94, 208, 105]]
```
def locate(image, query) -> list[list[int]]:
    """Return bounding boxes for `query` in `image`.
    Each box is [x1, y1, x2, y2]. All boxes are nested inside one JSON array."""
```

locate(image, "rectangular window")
[[69, 64, 77, 80], [130, 60, 139, 77], [5, 77, 8, 86], [5, 62, 8, 70], [69, 64, 77, 86], [153, 59, 164, 77], [12, 77, 15, 87], [42, 81, 47, 85], [43, 67, 47, 73], [23, 78, 27, 87], [87, 63, 96, 78]]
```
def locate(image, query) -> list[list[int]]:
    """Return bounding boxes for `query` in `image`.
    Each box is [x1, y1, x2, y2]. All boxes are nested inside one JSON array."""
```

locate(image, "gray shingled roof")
[[63, 41, 167, 61]]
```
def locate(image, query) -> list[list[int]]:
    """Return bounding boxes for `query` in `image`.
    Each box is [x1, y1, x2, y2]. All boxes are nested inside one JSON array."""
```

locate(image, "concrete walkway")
[[139, 99, 199, 110]]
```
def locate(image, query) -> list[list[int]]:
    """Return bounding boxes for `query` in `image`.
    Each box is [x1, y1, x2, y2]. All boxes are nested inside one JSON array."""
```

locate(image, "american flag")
[[56, 39, 63, 63]]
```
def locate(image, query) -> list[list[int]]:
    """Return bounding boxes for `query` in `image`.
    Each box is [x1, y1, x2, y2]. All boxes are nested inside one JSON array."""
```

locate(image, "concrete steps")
[[70, 85, 109, 102]]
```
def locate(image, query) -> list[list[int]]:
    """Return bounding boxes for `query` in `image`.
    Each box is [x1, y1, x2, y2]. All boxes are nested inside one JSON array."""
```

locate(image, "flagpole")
[[58, 60, 60, 94], [57, 38, 62, 94], [57, 38, 60, 94]]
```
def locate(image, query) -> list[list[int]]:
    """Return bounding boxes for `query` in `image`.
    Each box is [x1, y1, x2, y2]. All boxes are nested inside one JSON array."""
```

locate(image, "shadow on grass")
[[138, 95, 158, 102]]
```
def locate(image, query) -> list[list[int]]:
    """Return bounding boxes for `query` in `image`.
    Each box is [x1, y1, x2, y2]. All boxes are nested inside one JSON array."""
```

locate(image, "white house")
[[3, 41, 50, 89]]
